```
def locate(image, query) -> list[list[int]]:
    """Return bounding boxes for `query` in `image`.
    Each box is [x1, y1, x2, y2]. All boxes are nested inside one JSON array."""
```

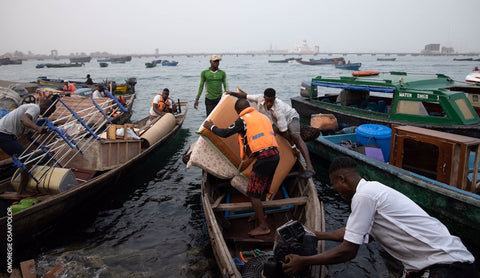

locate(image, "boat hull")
[[291, 95, 480, 138], [0, 103, 188, 253], [306, 135, 480, 251]]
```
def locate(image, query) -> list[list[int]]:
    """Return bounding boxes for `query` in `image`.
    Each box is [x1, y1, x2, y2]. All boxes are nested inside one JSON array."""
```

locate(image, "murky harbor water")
[[0, 55, 478, 277]]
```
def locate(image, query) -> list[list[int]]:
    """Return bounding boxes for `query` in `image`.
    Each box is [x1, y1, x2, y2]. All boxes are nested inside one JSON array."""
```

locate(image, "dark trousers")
[[205, 97, 221, 116], [0, 132, 24, 156], [406, 262, 476, 278]]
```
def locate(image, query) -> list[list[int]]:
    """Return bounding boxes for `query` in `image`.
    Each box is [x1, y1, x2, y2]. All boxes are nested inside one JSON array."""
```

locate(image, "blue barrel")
[[356, 124, 392, 162]]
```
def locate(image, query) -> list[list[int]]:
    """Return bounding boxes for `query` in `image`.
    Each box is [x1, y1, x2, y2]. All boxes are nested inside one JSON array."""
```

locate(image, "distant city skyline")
[[1, 0, 478, 56]]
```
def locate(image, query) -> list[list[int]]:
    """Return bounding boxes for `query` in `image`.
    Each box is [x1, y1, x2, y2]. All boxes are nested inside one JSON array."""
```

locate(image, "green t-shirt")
[[196, 68, 228, 100]]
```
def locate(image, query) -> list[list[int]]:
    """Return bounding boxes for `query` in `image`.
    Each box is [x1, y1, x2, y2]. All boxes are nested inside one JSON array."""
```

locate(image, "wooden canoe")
[[0, 103, 188, 262], [201, 161, 325, 277]]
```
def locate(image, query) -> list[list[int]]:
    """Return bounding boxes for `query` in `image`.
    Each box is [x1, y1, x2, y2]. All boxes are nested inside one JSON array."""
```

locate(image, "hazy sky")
[[1, 0, 479, 55]]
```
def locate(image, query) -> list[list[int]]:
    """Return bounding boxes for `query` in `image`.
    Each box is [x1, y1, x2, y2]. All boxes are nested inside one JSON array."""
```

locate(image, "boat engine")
[[300, 81, 317, 98], [126, 77, 137, 93]]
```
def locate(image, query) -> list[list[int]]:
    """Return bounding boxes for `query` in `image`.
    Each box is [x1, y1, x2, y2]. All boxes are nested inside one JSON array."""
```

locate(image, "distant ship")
[[289, 40, 319, 55]]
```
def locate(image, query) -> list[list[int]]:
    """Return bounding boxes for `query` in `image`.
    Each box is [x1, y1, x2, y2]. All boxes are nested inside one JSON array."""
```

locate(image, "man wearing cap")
[[195, 55, 228, 116], [228, 88, 315, 179]]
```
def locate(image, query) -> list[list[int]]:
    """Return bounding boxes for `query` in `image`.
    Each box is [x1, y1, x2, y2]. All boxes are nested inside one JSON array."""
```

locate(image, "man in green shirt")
[[195, 54, 228, 116]]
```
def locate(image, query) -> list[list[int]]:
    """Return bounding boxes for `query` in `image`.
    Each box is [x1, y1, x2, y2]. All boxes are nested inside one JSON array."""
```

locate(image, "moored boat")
[[376, 57, 396, 61], [268, 57, 299, 63], [161, 60, 178, 66], [466, 68, 480, 84], [291, 71, 480, 138], [69, 56, 91, 63], [186, 95, 325, 277], [304, 124, 480, 252], [99, 62, 109, 68], [0, 101, 188, 256], [36, 76, 137, 94], [45, 63, 83, 68], [145, 61, 157, 68], [334, 62, 362, 70]]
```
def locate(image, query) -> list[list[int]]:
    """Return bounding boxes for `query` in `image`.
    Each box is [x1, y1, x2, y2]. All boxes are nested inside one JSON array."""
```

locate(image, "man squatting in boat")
[[203, 98, 279, 236], [227, 88, 315, 179], [282, 156, 476, 278], [0, 96, 58, 197]]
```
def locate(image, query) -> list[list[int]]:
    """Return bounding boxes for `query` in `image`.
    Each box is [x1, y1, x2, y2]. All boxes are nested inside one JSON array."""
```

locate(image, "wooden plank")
[[214, 196, 307, 211], [20, 259, 36, 278], [41, 263, 63, 278], [9, 268, 22, 278]]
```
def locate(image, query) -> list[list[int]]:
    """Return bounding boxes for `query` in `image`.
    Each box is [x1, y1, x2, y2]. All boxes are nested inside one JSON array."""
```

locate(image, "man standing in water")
[[282, 156, 476, 277], [203, 99, 279, 236], [195, 55, 228, 116]]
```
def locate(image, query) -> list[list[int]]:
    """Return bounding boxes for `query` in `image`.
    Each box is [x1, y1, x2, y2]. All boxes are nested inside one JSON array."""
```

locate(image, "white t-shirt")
[[149, 95, 174, 116], [0, 104, 40, 137], [344, 179, 474, 271], [92, 90, 106, 98], [246, 94, 298, 132]]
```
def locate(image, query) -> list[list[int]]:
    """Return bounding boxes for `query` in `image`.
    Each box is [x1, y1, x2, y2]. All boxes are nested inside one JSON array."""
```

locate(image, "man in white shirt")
[[149, 88, 176, 118], [0, 96, 57, 196], [282, 156, 476, 277], [227, 88, 315, 178]]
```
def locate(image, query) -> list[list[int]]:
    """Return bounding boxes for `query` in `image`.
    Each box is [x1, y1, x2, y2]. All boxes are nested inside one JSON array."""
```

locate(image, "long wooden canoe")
[[0, 103, 187, 269]]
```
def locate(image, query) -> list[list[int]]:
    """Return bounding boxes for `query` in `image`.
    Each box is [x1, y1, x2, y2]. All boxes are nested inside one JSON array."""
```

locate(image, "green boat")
[[305, 124, 480, 254], [291, 71, 480, 138], [45, 63, 83, 68]]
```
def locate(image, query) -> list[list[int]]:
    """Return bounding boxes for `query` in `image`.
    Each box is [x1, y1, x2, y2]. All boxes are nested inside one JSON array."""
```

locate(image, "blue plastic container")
[[356, 124, 392, 162]]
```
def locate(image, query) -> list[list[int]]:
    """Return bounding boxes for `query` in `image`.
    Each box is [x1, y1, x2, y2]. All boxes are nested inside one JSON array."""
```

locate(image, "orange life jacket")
[[237, 107, 278, 159], [152, 96, 172, 112]]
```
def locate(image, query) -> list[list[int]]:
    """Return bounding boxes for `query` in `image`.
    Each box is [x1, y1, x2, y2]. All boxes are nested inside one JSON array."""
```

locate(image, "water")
[[0, 55, 478, 277]]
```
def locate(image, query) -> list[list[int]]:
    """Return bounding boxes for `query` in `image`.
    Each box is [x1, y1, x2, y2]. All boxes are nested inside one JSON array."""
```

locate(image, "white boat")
[[466, 69, 480, 84]]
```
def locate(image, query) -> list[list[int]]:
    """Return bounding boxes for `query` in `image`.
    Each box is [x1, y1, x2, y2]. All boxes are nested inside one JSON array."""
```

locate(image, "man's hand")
[[194, 99, 199, 110], [282, 254, 304, 276], [203, 120, 214, 130]]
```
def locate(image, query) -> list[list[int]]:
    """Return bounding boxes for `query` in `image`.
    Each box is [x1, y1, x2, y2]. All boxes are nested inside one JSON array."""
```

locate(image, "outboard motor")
[[264, 220, 319, 278], [126, 77, 137, 93], [300, 81, 317, 98]]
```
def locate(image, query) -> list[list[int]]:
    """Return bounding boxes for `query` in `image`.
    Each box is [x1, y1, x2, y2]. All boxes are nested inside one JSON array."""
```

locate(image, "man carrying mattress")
[[227, 88, 315, 179], [203, 98, 279, 236]]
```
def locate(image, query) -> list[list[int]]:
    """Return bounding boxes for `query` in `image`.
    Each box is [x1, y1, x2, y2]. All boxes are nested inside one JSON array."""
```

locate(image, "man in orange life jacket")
[[149, 88, 177, 118], [63, 81, 76, 94], [203, 98, 280, 236]]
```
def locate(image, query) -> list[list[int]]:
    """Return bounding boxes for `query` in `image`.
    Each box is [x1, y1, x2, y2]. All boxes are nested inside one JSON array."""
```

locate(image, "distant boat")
[[377, 58, 396, 61], [35, 63, 46, 69], [45, 63, 83, 68], [69, 56, 91, 63], [99, 62, 109, 68], [454, 58, 474, 61], [268, 57, 300, 63], [161, 60, 178, 66], [466, 68, 480, 84], [335, 62, 362, 70], [145, 62, 157, 68]]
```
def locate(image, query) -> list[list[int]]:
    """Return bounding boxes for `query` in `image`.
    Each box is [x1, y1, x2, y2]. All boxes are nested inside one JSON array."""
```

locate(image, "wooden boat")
[[69, 56, 91, 63], [268, 57, 299, 63], [35, 63, 46, 68], [187, 94, 325, 277], [45, 63, 83, 68], [304, 124, 480, 250], [145, 62, 157, 68], [0, 102, 188, 252], [376, 57, 396, 61], [36, 76, 137, 94], [454, 58, 474, 61], [99, 62, 109, 68], [145, 61, 157, 68], [291, 71, 480, 138], [201, 163, 325, 277], [161, 60, 178, 66], [297, 57, 344, 65], [334, 62, 361, 70]]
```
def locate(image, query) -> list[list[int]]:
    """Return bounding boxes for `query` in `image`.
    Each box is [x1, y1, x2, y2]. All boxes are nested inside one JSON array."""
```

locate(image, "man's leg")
[[248, 197, 270, 236], [288, 118, 315, 178]]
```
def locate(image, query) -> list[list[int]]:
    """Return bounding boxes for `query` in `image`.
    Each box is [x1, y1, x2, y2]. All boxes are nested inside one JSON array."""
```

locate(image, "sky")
[[1, 0, 479, 56]]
